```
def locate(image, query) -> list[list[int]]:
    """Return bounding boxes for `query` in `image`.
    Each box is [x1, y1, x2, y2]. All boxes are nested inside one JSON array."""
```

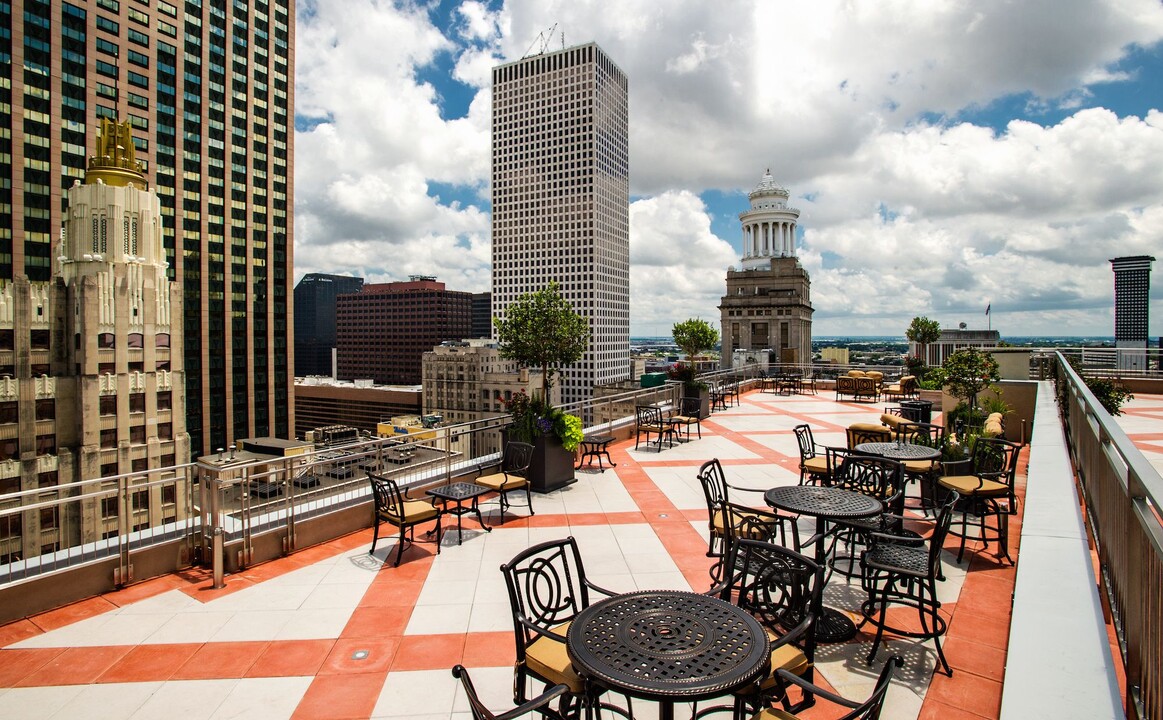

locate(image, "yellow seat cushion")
[[525, 621, 585, 693], [757, 628, 810, 690], [847, 370, 867, 378], [938, 474, 1009, 497], [879, 413, 908, 431], [477, 472, 528, 491], [802, 455, 828, 475], [711, 507, 768, 535], [381, 500, 438, 524], [903, 459, 937, 474]]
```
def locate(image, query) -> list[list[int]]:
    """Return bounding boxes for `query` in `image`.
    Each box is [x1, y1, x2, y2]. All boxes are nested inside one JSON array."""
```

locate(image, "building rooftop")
[[1, 387, 1156, 719]]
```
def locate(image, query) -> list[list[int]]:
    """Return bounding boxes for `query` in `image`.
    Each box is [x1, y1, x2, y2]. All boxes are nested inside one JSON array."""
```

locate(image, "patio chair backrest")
[[502, 441, 535, 477], [697, 458, 731, 519], [928, 491, 960, 577], [720, 538, 822, 658], [970, 437, 1021, 484], [847, 423, 892, 448], [895, 422, 945, 447], [831, 455, 904, 509], [636, 404, 664, 427], [500, 536, 592, 657], [794, 424, 817, 460], [368, 472, 405, 517], [838, 656, 903, 720]]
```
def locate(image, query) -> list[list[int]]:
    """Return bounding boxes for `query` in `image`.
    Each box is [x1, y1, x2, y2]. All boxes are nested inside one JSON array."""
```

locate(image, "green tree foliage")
[[494, 282, 590, 403], [941, 348, 1001, 411], [905, 316, 942, 365], [672, 318, 720, 361], [1065, 357, 1133, 416]]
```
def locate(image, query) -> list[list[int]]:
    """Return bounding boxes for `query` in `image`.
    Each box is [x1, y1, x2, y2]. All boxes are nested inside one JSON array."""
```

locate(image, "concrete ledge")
[[999, 381, 1122, 719]]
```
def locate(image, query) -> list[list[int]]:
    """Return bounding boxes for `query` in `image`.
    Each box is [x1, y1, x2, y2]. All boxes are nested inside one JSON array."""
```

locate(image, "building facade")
[[0, 120, 189, 564], [335, 278, 471, 385], [3, 0, 295, 458], [294, 378, 420, 439], [491, 43, 631, 406], [720, 172, 813, 367], [294, 273, 364, 377], [1110, 256, 1155, 371], [910, 328, 1001, 367], [471, 291, 492, 340]]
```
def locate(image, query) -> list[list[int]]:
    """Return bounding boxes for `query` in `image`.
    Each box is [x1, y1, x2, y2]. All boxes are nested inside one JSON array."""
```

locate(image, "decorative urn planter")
[[506, 431, 577, 493]]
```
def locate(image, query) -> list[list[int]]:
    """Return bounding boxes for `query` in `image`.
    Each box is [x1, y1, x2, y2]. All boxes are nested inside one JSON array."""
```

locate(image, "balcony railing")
[[1056, 352, 1163, 720]]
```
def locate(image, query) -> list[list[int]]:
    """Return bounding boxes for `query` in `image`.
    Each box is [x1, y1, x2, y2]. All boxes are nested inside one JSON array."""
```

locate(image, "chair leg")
[[370, 519, 380, 555], [394, 524, 406, 567], [526, 486, 535, 516]]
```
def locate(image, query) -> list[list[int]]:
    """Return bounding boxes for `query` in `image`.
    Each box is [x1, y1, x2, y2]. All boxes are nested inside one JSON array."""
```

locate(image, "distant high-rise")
[[335, 278, 471, 385], [1110, 255, 1155, 371], [490, 43, 630, 405], [294, 274, 364, 377], [471, 292, 492, 339], [4, 1, 296, 458], [720, 171, 813, 367]]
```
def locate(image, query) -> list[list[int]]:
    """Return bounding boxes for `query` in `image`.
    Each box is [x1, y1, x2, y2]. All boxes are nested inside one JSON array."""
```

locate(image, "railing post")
[[211, 526, 225, 589]]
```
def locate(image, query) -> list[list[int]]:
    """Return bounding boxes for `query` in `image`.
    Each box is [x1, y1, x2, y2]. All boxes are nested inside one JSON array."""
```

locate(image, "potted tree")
[[494, 282, 589, 492], [671, 318, 720, 418], [905, 316, 942, 379], [937, 347, 1001, 436]]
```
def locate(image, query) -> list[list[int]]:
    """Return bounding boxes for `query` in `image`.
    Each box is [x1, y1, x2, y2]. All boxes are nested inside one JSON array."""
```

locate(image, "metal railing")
[[1055, 352, 1163, 720]]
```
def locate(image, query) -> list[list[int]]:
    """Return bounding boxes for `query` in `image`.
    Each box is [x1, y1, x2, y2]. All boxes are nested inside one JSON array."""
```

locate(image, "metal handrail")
[[1055, 351, 1162, 720]]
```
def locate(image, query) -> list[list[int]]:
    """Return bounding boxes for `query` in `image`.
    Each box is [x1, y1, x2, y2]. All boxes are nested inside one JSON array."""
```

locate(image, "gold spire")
[[85, 118, 146, 187]]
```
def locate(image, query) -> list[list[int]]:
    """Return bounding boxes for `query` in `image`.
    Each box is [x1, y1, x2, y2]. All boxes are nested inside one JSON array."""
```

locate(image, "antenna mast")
[[523, 23, 559, 58]]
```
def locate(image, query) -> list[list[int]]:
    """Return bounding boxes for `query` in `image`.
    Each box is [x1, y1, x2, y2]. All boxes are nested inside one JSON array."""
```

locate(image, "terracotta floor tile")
[[181, 574, 256, 602], [359, 579, 425, 608], [30, 596, 119, 632], [0, 619, 43, 648], [924, 666, 1002, 716], [947, 607, 1011, 651], [98, 643, 202, 683], [341, 606, 412, 640], [318, 638, 399, 675], [0, 647, 65, 687], [246, 639, 335, 678], [392, 634, 466, 671], [918, 698, 994, 720], [102, 574, 187, 608], [461, 631, 516, 668], [943, 636, 1007, 682], [172, 640, 270, 680], [291, 672, 387, 720], [16, 645, 132, 686]]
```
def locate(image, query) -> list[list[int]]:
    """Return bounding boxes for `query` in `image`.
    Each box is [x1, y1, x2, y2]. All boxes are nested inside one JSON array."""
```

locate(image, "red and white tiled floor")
[[0, 388, 1072, 720]]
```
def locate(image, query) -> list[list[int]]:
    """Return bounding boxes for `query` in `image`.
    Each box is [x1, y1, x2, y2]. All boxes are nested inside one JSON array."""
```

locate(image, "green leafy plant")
[[494, 282, 590, 403], [905, 316, 942, 366], [941, 348, 1001, 412], [503, 390, 584, 452], [671, 318, 719, 393], [1065, 357, 1133, 416]]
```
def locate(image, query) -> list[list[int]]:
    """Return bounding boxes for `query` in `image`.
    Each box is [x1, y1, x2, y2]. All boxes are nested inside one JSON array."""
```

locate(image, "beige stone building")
[[720, 172, 814, 367], [0, 120, 189, 564]]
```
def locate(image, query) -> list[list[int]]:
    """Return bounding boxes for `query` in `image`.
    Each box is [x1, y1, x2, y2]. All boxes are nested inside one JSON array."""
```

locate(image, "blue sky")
[[292, 0, 1163, 337]]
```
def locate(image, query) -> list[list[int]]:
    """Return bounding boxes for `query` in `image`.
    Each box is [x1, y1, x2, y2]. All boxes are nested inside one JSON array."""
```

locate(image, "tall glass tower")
[[490, 42, 630, 406], [1, 0, 295, 457]]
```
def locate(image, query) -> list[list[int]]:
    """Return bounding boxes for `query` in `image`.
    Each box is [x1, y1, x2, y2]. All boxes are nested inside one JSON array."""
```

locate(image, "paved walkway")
[[0, 389, 1041, 719]]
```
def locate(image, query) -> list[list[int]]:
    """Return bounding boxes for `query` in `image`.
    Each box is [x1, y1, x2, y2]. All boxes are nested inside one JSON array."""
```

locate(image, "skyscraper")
[[1110, 255, 1155, 371], [294, 273, 364, 377], [490, 43, 630, 405], [3, 0, 295, 457], [720, 171, 813, 367]]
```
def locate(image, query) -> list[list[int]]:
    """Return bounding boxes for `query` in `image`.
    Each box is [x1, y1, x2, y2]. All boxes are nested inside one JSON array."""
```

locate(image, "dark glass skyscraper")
[[2, 0, 295, 457], [294, 273, 364, 377]]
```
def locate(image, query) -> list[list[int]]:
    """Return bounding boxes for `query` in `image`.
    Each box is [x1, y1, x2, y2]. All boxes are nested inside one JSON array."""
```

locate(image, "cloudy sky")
[[293, 0, 1163, 338]]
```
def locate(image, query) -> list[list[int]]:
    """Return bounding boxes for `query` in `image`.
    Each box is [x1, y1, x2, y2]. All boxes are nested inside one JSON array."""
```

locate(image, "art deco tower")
[[490, 43, 630, 405], [2, 1, 295, 457], [720, 171, 813, 367], [1110, 255, 1155, 371]]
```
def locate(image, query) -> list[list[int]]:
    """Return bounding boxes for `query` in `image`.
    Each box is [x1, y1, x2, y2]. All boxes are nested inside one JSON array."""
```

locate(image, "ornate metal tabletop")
[[426, 482, 489, 502], [855, 442, 941, 462], [764, 485, 884, 522], [567, 590, 770, 710]]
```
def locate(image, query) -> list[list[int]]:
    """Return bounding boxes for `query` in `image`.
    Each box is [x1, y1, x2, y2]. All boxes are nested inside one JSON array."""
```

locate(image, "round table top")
[[764, 484, 884, 521], [567, 590, 770, 702], [855, 441, 941, 461]]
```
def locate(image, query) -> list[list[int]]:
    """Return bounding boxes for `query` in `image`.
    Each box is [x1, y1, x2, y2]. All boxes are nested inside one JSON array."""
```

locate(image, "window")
[[157, 391, 172, 410], [35, 399, 54, 420], [0, 402, 16, 424], [129, 393, 145, 413], [131, 490, 148, 512], [99, 395, 116, 415], [100, 429, 117, 448], [127, 333, 144, 348], [130, 425, 145, 443], [161, 484, 176, 505], [101, 496, 118, 518], [101, 462, 119, 478], [39, 507, 58, 531], [158, 422, 172, 440], [98, 332, 115, 348], [36, 435, 56, 456], [30, 329, 50, 349]]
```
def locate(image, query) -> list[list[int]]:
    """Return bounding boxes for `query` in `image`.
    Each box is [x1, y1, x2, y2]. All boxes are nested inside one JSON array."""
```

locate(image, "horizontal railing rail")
[[1056, 351, 1163, 720]]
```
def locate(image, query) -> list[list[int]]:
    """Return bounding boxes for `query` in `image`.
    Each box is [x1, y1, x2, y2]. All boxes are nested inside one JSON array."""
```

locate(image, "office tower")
[[3, 0, 295, 458], [471, 291, 492, 339], [294, 274, 364, 377], [335, 277, 472, 385], [491, 43, 630, 406], [1110, 255, 1155, 371], [720, 171, 813, 367], [1, 119, 189, 563]]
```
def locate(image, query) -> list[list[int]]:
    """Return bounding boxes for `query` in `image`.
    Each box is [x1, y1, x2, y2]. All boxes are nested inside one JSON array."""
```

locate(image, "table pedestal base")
[[816, 606, 858, 643]]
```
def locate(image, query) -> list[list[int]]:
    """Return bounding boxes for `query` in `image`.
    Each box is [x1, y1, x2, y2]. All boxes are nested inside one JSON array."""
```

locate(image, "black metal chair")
[[825, 454, 906, 580], [748, 656, 903, 720], [860, 492, 960, 676], [845, 423, 892, 449], [452, 665, 568, 720], [634, 405, 670, 451], [368, 472, 441, 567], [715, 538, 823, 715], [937, 436, 1021, 563], [476, 441, 535, 523], [698, 459, 800, 585], [669, 396, 704, 441], [793, 424, 831, 486], [500, 537, 624, 719], [894, 421, 946, 515]]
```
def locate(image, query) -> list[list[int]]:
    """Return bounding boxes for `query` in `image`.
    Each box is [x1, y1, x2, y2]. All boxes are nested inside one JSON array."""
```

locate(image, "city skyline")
[[293, 0, 1163, 338]]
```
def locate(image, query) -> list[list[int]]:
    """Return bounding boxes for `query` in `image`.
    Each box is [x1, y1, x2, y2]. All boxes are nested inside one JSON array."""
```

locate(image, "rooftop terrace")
[[0, 380, 1157, 720]]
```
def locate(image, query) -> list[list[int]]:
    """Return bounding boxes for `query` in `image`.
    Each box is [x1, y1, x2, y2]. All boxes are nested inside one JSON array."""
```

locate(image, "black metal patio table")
[[764, 485, 884, 643], [854, 441, 940, 462], [567, 589, 770, 720], [425, 481, 491, 545]]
